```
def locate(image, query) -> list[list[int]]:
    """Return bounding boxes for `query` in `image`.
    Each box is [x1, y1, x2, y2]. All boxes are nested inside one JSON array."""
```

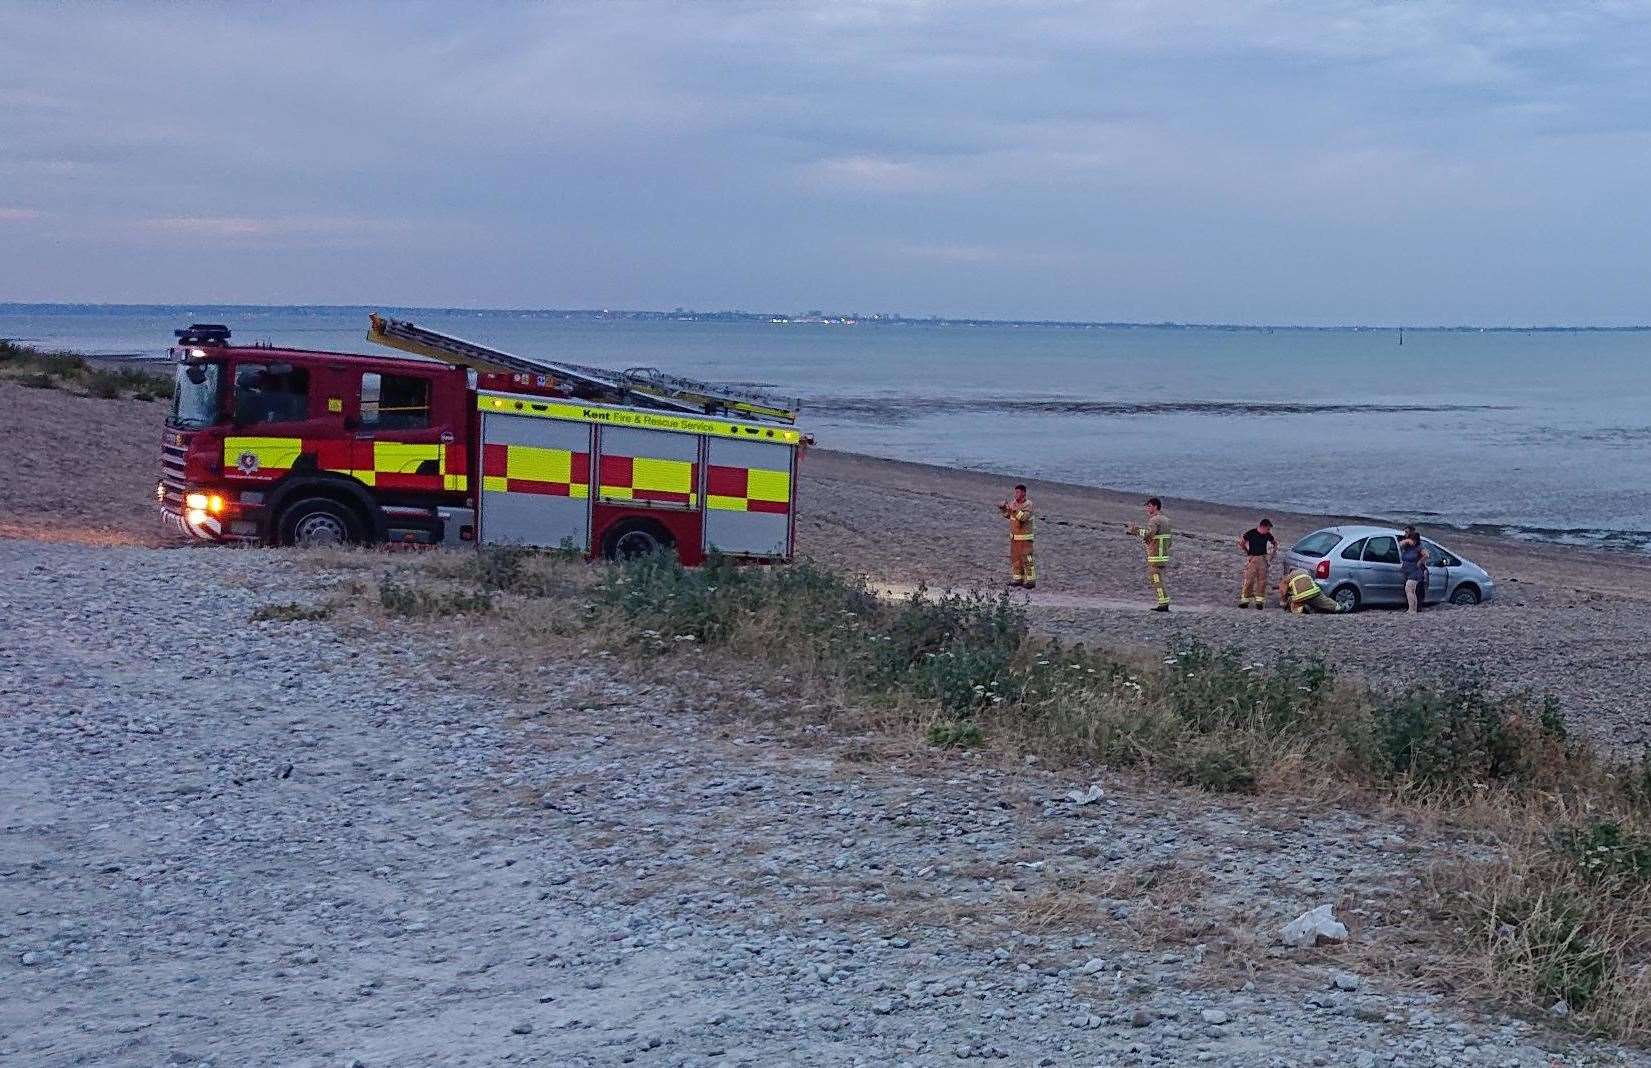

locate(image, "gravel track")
[[3, 539, 1645, 1066]]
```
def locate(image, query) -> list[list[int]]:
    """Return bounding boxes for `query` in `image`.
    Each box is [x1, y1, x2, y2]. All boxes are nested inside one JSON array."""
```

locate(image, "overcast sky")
[[2, 1, 1649, 323]]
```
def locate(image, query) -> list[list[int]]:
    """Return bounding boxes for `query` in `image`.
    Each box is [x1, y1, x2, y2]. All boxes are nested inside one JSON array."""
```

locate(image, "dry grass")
[[295, 544, 1651, 1043]]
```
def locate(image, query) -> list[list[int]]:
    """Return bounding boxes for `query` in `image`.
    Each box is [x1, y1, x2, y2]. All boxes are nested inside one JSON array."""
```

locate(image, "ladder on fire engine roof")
[[366, 313, 801, 425]]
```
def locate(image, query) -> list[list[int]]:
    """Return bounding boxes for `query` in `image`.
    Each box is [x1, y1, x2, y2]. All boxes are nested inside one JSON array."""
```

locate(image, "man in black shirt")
[[1238, 519, 1277, 609]]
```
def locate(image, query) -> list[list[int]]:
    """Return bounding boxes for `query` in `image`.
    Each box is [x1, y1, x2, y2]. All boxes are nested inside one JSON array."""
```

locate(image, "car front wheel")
[[1449, 583, 1481, 606]]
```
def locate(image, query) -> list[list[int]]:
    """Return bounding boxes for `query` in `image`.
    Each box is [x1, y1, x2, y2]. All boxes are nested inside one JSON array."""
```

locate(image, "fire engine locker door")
[[595, 426, 698, 508], [703, 437, 793, 557], [477, 412, 593, 550]]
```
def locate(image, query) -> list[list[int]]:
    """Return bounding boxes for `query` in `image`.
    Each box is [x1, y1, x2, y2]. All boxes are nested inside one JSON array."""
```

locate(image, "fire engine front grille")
[[160, 441, 189, 502]]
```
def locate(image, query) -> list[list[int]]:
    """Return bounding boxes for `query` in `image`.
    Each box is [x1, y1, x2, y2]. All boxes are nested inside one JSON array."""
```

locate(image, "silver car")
[[1281, 525, 1495, 612]]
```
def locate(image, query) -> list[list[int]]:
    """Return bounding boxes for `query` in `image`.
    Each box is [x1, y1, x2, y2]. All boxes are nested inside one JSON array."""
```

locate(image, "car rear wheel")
[[279, 497, 365, 547], [1449, 583, 1481, 606], [1331, 584, 1361, 613]]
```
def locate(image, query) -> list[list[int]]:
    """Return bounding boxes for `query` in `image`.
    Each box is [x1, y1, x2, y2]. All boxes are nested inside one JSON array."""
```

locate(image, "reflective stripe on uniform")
[[1147, 532, 1172, 563], [1012, 533, 1034, 541], [1289, 575, 1319, 602]]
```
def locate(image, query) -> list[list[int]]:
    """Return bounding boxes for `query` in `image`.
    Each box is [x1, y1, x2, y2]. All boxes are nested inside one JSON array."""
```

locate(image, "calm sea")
[[6, 303, 1650, 550]]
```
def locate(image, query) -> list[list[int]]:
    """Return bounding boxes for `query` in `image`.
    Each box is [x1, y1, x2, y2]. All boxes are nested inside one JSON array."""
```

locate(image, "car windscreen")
[[1290, 531, 1341, 558], [170, 361, 221, 429]]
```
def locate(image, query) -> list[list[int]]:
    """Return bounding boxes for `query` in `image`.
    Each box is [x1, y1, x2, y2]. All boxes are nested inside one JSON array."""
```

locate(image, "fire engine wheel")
[[604, 520, 674, 561], [279, 497, 365, 548]]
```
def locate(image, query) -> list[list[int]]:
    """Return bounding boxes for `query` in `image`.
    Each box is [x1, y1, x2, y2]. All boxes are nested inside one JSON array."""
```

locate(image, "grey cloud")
[[1, 1, 1650, 322]]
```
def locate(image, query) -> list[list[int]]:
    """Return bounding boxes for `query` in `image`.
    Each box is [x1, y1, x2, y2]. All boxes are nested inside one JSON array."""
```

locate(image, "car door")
[[1360, 534, 1404, 605], [1334, 536, 1369, 595], [1422, 540, 1455, 604]]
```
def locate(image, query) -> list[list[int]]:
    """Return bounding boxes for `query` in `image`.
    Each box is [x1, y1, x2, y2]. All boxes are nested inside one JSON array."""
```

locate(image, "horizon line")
[[2, 300, 1649, 333]]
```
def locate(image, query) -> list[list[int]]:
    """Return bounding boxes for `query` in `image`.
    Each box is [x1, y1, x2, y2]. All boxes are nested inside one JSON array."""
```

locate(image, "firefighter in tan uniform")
[[1127, 497, 1172, 612], [1279, 568, 1342, 614], [998, 484, 1036, 588]]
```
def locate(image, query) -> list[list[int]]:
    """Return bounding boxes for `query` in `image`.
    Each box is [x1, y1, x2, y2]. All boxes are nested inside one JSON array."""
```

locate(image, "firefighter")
[[1127, 497, 1172, 612], [1279, 568, 1342, 614], [998, 484, 1036, 588], [1237, 518, 1277, 609]]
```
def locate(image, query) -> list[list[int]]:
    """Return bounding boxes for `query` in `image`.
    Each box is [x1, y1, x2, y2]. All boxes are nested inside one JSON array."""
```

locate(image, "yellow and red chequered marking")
[[224, 435, 466, 492], [223, 436, 303, 480], [480, 442, 591, 498], [598, 455, 697, 507], [705, 464, 790, 514]]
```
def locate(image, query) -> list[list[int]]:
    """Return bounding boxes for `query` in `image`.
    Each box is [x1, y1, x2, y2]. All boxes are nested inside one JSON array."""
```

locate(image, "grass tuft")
[[0, 339, 171, 398], [250, 601, 335, 622]]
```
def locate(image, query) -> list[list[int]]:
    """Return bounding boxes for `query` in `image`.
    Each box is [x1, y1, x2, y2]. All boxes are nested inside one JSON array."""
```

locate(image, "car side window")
[[1363, 535, 1400, 564], [234, 363, 310, 424], [1340, 538, 1368, 560], [1291, 532, 1340, 557], [360, 372, 432, 430], [1423, 540, 1460, 567]]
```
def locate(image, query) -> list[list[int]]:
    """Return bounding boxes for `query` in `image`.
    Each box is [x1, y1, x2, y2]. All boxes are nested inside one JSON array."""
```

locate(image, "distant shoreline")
[[4, 301, 1650, 333]]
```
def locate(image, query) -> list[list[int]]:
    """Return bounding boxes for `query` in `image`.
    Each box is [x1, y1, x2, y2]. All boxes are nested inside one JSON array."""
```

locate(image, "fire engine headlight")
[[185, 493, 226, 515], [186, 509, 208, 525]]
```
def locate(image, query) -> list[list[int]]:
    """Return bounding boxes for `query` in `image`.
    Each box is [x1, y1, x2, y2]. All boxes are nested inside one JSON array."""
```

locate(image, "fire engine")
[[158, 316, 806, 563]]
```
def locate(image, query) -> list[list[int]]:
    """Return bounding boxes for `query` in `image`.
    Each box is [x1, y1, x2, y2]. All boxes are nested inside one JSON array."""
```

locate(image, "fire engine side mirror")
[[185, 365, 208, 385]]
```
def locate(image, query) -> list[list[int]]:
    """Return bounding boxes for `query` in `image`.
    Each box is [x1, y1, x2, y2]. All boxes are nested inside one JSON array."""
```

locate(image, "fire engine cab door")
[[477, 411, 593, 550], [352, 370, 455, 494], [703, 437, 794, 557]]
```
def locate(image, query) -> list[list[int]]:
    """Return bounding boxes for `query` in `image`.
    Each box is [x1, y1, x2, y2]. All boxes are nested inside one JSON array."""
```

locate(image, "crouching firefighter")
[[999, 484, 1036, 588], [1279, 568, 1342, 614]]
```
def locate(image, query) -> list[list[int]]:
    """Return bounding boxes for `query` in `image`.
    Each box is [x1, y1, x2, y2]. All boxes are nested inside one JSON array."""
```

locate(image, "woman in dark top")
[[1400, 526, 1429, 614]]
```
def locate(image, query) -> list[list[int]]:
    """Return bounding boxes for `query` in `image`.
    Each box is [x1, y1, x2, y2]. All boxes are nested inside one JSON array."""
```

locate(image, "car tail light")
[[1314, 559, 1330, 580]]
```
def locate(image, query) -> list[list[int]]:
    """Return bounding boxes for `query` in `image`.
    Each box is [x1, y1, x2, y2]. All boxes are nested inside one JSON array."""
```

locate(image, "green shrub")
[[85, 371, 124, 399], [1561, 822, 1651, 889], [1160, 641, 1332, 735], [19, 372, 56, 389], [1174, 742, 1260, 794], [927, 718, 984, 749], [379, 575, 493, 617], [1368, 681, 1570, 792]]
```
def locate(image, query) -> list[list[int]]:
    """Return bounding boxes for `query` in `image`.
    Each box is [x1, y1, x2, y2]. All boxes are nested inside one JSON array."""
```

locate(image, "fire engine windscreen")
[[170, 361, 221, 429]]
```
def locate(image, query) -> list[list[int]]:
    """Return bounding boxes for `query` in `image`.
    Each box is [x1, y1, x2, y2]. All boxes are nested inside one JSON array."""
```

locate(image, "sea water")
[[5, 303, 1649, 549]]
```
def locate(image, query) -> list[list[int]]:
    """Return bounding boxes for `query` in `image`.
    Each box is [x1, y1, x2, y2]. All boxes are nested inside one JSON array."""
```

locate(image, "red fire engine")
[[158, 317, 806, 563]]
